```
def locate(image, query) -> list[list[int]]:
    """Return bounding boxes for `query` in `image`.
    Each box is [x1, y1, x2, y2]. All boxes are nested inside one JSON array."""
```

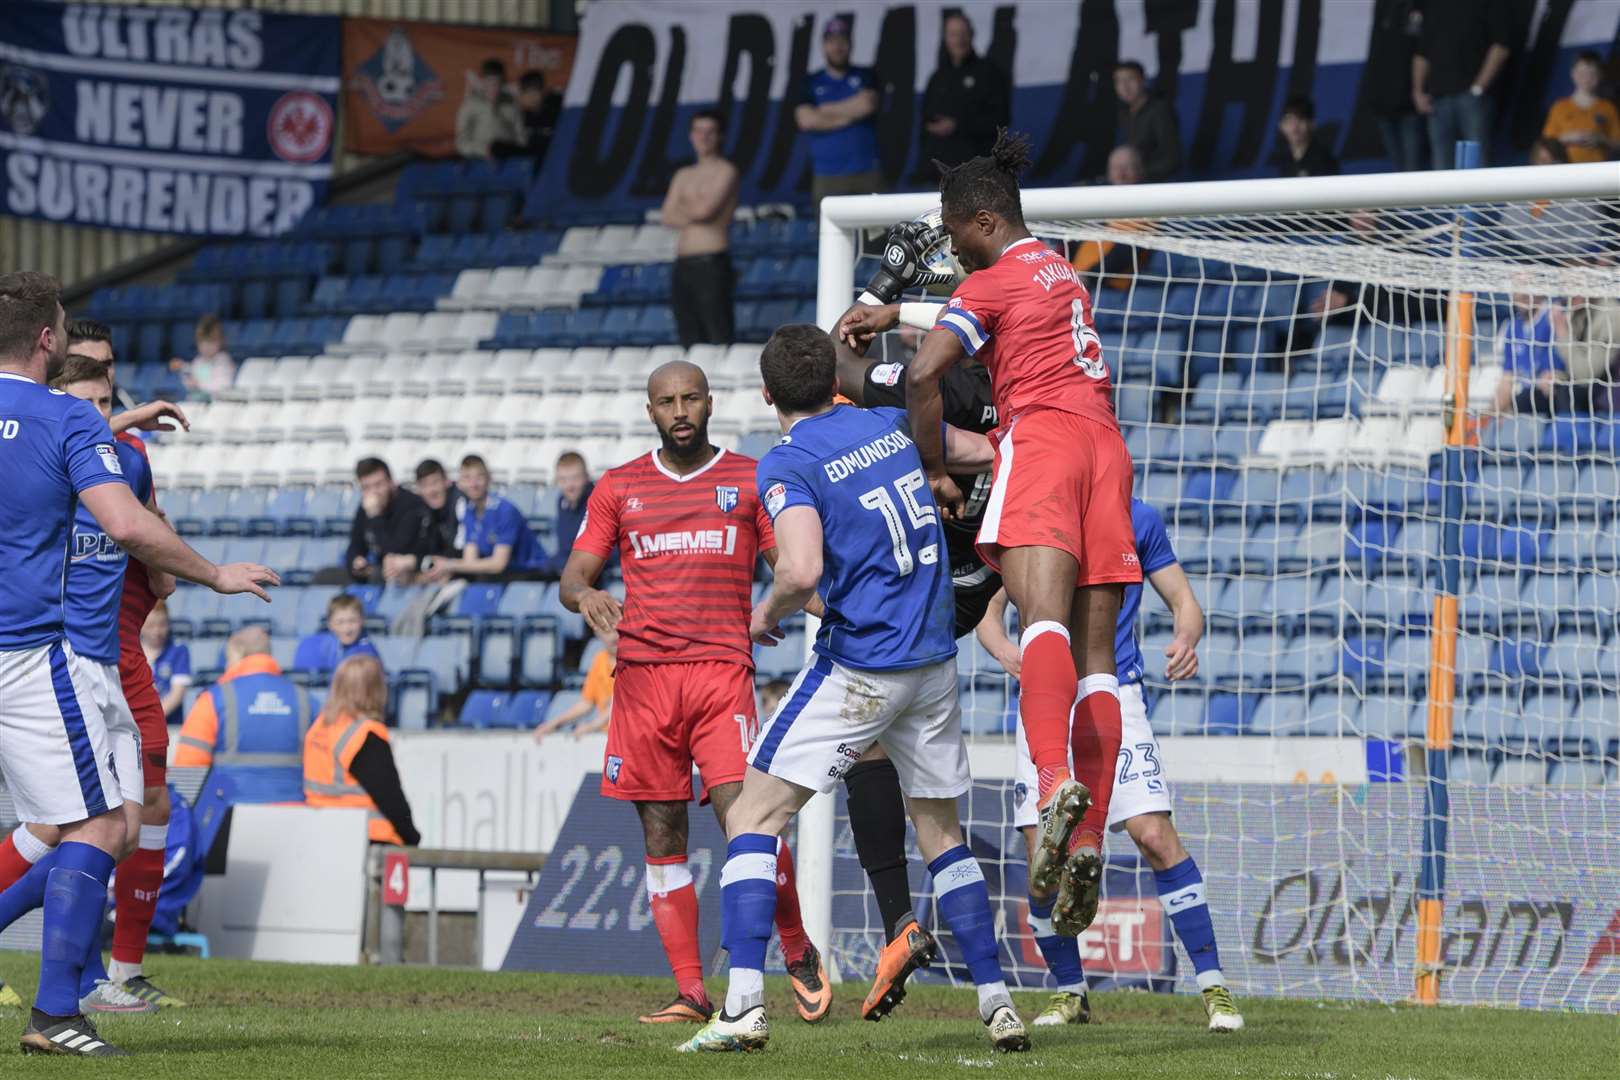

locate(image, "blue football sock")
[[719, 833, 778, 1016], [1027, 893, 1087, 993], [37, 842, 115, 1017], [79, 932, 109, 998], [928, 845, 1005, 990], [0, 849, 58, 933], [1155, 856, 1225, 989]]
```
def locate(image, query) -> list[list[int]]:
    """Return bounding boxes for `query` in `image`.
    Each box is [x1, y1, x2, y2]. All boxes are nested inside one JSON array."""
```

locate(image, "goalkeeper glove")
[[858, 221, 934, 307]]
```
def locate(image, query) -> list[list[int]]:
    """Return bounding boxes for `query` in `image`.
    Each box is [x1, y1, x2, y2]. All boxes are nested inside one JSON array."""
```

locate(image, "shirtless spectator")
[[661, 109, 739, 347]]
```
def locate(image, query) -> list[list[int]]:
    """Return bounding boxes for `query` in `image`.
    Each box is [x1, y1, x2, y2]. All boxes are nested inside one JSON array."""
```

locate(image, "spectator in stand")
[[66, 318, 136, 412], [1557, 294, 1620, 412], [456, 58, 524, 160], [541, 451, 594, 578], [918, 12, 1009, 179], [174, 627, 312, 803], [1071, 146, 1153, 292], [797, 16, 885, 208], [1365, 0, 1426, 171], [514, 70, 563, 162], [1275, 96, 1341, 178], [533, 628, 616, 742], [140, 600, 191, 724], [294, 594, 382, 675], [1412, 0, 1513, 168], [758, 679, 792, 722], [346, 457, 436, 584], [1114, 60, 1181, 182], [1542, 51, 1620, 164], [661, 110, 739, 348], [1490, 291, 1568, 417], [304, 655, 420, 846], [424, 454, 547, 582], [413, 458, 461, 558], [168, 313, 234, 400]]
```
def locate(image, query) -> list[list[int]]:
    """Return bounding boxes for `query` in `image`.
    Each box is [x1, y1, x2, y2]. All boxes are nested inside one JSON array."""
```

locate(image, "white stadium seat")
[[439, 269, 492, 312]]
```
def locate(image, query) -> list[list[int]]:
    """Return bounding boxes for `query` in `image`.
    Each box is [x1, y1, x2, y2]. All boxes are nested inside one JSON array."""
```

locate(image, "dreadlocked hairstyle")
[[935, 128, 1032, 226]]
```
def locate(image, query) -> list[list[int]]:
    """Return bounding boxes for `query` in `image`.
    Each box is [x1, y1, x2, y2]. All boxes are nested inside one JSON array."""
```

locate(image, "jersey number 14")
[[859, 468, 939, 576]]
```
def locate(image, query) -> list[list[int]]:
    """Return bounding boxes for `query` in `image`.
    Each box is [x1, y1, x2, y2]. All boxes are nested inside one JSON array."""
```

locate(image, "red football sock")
[[646, 856, 708, 1005], [111, 843, 166, 966], [0, 834, 32, 893], [1071, 675, 1124, 851], [1019, 622, 1079, 798], [772, 837, 810, 965]]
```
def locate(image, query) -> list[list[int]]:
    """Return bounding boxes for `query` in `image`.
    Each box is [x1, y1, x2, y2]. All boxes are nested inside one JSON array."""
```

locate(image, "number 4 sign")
[[382, 851, 410, 906]]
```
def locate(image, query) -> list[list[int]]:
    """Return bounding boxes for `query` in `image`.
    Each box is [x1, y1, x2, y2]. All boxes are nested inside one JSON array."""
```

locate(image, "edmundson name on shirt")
[[822, 429, 913, 483]]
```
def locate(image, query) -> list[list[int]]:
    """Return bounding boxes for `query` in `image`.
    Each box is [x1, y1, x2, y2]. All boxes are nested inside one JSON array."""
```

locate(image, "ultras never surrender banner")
[[0, 2, 341, 237]]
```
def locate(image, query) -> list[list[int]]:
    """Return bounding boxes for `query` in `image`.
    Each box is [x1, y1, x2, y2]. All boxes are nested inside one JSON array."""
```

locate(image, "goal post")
[[803, 162, 1620, 1009]]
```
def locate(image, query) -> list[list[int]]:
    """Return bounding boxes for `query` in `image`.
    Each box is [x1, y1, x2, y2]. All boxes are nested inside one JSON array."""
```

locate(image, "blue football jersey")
[[1115, 498, 1179, 684], [456, 495, 548, 572], [0, 374, 130, 651], [66, 439, 152, 663], [757, 405, 955, 671]]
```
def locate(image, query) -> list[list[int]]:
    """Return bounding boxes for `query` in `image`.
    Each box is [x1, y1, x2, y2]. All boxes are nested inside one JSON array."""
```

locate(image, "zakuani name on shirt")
[[1032, 259, 1080, 293], [822, 428, 914, 483]]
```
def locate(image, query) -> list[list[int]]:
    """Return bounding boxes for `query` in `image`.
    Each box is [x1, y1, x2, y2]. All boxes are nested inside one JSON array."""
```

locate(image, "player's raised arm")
[[905, 326, 968, 517], [974, 587, 1021, 678], [80, 482, 279, 601], [751, 505, 824, 645], [559, 475, 623, 636]]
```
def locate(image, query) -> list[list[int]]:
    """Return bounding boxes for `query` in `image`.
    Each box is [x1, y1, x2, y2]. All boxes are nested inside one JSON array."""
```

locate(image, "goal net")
[[808, 164, 1620, 1012]]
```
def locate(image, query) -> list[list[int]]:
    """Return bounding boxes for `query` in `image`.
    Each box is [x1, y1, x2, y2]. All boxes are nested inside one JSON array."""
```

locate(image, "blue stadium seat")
[[457, 583, 506, 618], [1249, 693, 1305, 735], [501, 690, 553, 730], [459, 690, 508, 729]]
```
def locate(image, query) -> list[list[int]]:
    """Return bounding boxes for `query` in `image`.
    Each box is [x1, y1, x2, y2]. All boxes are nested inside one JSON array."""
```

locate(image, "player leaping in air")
[[679, 324, 1026, 1055], [839, 129, 1140, 938], [978, 498, 1244, 1032], [560, 360, 828, 1027]]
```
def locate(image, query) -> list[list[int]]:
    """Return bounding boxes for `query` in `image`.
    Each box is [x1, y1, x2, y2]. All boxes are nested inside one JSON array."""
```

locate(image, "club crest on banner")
[[350, 27, 445, 132], [0, 65, 49, 136]]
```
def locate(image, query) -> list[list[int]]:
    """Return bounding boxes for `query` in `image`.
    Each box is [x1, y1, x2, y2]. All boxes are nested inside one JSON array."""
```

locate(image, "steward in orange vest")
[[302, 655, 420, 846]]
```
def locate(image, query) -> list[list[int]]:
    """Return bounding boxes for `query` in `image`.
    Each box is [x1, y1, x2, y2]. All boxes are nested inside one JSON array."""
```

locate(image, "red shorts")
[[601, 659, 758, 803], [118, 648, 168, 788], [977, 408, 1142, 588]]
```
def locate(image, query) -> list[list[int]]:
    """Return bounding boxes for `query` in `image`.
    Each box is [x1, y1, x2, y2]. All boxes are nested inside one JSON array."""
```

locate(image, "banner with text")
[[530, 0, 1620, 221], [343, 18, 575, 158], [508, 777, 1620, 1011], [0, 1, 339, 237]]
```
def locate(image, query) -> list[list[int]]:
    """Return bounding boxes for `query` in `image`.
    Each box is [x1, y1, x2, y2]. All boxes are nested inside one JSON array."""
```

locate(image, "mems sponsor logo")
[[626, 526, 737, 559]]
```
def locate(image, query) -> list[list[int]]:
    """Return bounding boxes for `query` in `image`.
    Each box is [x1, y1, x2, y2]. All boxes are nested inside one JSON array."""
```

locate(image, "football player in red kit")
[[560, 360, 828, 1026], [837, 130, 1140, 938]]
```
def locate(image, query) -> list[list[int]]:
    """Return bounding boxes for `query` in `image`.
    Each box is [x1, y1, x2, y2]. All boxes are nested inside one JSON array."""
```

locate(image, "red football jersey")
[[573, 448, 774, 666], [938, 236, 1117, 433], [116, 432, 160, 657]]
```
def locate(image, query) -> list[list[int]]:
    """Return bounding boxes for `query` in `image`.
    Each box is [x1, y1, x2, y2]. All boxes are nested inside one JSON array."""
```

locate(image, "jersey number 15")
[[859, 468, 939, 576]]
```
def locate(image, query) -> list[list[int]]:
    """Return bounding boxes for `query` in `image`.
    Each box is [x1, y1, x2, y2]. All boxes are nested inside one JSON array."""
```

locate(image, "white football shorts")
[[749, 655, 970, 799], [1012, 680, 1170, 831], [91, 660, 144, 808], [0, 641, 129, 825]]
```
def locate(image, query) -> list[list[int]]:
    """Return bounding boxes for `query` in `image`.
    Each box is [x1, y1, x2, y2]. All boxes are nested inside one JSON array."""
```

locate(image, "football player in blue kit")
[[0, 273, 276, 1057], [678, 324, 1030, 1055]]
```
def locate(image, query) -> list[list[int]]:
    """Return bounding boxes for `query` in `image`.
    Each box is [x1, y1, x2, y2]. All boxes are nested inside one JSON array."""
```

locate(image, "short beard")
[[658, 420, 712, 465]]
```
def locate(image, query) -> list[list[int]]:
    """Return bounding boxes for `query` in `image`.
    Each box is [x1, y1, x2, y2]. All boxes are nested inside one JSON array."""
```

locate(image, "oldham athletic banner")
[[343, 19, 575, 158], [0, 1, 339, 237], [529, 0, 1620, 221]]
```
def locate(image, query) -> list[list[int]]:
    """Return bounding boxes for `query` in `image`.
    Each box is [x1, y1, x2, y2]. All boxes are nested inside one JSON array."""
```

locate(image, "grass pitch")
[[0, 955, 1611, 1078]]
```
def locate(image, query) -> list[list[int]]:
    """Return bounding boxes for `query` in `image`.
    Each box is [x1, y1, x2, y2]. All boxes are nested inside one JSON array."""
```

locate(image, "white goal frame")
[[801, 160, 1620, 982]]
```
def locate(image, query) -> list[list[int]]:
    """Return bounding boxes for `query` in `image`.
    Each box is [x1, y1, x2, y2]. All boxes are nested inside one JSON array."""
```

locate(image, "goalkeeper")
[[821, 220, 1005, 1022]]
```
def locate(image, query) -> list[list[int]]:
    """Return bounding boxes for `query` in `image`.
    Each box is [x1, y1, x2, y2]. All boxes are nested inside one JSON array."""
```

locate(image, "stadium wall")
[[0, 0, 572, 288]]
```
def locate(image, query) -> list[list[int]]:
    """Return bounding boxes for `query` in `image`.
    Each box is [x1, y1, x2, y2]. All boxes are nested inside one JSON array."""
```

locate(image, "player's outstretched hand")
[[1164, 637, 1199, 681], [988, 641, 1021, 679], [212, 562, 280, 602], [115, 399, 190, 434], [835, 302, 899, 352], [928, 472, 964, 521], [749, 604, 785, 647], [579, 588, 623, 638]]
